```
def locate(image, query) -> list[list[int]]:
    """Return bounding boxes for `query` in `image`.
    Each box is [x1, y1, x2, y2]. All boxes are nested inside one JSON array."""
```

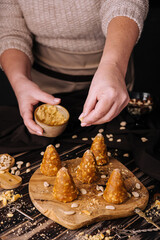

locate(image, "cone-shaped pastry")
[[90, 133, 109, 165], [103, 169, 128, 204], [53, 167, 79, 203], [40, 144, 61, 176], [76, 149, 98, 184]]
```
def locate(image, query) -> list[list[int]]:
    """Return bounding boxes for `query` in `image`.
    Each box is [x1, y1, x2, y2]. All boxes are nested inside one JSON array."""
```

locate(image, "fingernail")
[[81, 122, 87, 127], [54, 98, 61, 103], [37, 131, 43, 135], [79, 112, 87, 120], [78, 113, 83, 120]]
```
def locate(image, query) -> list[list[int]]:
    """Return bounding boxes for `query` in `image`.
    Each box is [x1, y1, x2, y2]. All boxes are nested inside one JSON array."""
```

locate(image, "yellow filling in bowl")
[[36, 105, 66, 126]]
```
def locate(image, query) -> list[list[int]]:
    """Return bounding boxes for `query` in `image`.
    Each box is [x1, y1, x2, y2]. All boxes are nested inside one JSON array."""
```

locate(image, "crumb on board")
[[81, 210, 92, 216], [135, 183, 141, 190], [132, 191, 140, 198], [80, 188, 87, 195], [44, 181, 49, 187]]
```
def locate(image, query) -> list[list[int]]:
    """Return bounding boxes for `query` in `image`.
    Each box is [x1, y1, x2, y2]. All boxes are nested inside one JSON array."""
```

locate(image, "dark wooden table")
[[0, 140, 160, 240]]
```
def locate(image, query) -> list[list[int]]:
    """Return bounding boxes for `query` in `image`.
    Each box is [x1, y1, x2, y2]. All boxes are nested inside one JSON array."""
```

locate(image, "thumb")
[[79, 94, 96, 120]]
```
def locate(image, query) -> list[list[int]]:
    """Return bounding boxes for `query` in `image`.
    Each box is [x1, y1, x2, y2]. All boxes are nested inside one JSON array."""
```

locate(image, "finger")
[[38, 91, 61, 105], [89, 98, 128, 125], [23, 109, 43, 135], [27, 128, 41, 136], [79, 93, 97, 120], [81, 98, 113, 125], [90, 103, 119, 125]]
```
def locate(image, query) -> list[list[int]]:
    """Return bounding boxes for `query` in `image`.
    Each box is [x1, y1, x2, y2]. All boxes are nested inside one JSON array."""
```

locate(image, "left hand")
[[79, 61, 130, 126]]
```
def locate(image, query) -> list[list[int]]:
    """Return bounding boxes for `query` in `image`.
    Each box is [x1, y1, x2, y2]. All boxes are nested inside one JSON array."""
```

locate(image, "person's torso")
[[18, 0, 105, 52]]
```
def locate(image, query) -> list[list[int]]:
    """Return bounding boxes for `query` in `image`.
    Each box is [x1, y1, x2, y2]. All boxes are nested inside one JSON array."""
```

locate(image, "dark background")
[[133, 2, 160, 96], [0, 2, 160, 106]]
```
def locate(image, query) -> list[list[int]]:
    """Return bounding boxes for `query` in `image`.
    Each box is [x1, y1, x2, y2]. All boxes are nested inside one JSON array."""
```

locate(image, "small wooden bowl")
[[127, 92, 153, 117], [34, 104, 70, 138]]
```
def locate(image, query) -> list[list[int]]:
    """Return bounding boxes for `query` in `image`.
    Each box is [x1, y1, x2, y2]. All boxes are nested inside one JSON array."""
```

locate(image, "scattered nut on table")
[[15, 170, 20, 175], [7, 213, 14, 218], [72, 135, 77, 139], [120, 121, 127, 127], [16, 161, 23, 165], [26, 162, 31, 167], [98, 128, 104, 133]]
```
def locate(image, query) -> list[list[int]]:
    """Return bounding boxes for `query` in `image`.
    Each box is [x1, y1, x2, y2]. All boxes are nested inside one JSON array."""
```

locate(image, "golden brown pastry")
[[76, 149, 98, 184], [53, 167, 79, 203], [40, 144, 61, 176], [103, 169, 128, 204], [90, 133, 109, 165]]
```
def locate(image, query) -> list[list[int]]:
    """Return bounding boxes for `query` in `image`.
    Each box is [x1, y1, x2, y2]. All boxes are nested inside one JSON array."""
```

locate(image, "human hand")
[[14, 77, 61, 135], [79, 62, 130, 126]]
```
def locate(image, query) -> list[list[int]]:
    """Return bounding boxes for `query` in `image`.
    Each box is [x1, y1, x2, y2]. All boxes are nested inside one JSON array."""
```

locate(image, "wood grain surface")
[[0, 172, 22, 189], [29, 157, 149, 230], [0, 154, 22, 189]]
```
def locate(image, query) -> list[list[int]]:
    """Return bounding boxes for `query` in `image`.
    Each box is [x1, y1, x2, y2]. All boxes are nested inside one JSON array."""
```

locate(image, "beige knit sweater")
[[0, 0, 149, 65]]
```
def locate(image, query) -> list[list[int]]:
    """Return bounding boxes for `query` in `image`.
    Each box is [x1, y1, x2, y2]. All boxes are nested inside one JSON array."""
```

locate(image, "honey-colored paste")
[[36, 105, 66, 126], [76, 149, 98, 184], [103, 168, 128, 204], [91, 133, 109, 166], [53, 167, 79, 203], [40, 144, 61, 176]]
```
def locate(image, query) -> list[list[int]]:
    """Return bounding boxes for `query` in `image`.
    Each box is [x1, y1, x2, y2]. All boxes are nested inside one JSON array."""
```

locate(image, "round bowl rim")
[[34, 104, 70, 127]]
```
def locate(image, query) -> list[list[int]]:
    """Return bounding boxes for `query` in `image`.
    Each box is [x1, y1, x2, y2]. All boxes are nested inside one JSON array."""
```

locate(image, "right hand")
[[14, 77, 61, 135]]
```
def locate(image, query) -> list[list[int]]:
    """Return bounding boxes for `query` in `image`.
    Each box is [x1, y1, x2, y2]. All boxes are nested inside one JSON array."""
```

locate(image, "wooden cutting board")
[[29, 157, 149, 230], [0, 154, 22, 189]]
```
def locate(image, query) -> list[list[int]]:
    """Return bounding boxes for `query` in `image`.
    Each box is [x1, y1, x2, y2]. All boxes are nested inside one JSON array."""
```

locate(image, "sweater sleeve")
[[100, 0, 149, 41], [0, 0, 33, 64]]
